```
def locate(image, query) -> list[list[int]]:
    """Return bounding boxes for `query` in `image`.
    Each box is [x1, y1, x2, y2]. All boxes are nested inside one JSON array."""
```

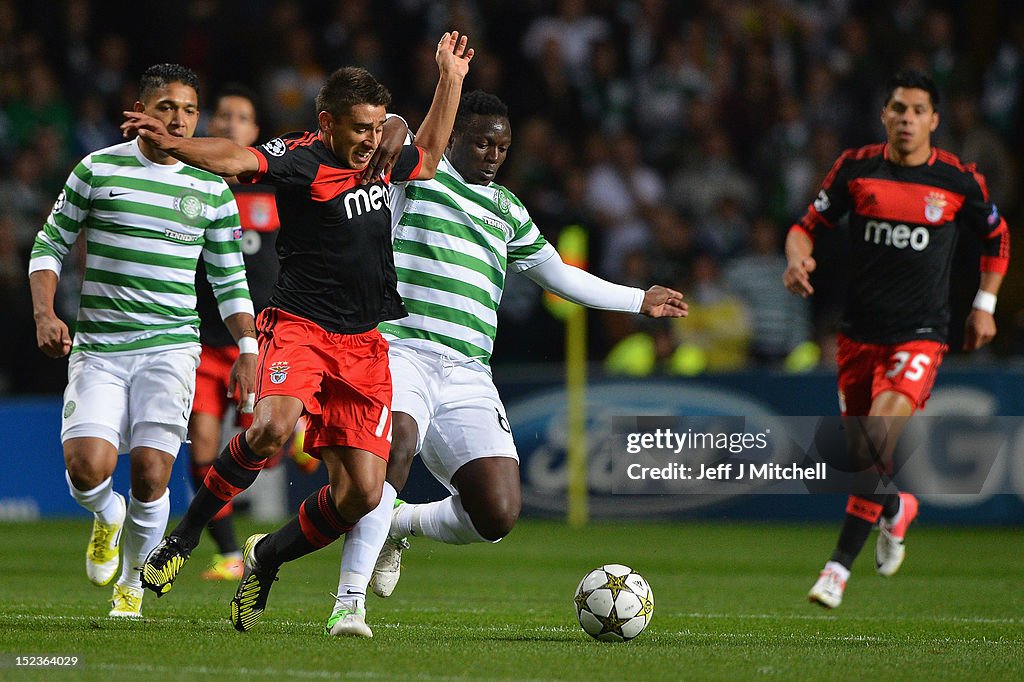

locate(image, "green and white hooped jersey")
[[29, 139, 253, 355], [383, 155, 555, 368]]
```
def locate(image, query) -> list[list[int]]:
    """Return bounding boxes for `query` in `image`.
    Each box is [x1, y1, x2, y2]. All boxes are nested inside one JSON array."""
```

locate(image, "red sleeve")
[[242, 146, 269, 183]]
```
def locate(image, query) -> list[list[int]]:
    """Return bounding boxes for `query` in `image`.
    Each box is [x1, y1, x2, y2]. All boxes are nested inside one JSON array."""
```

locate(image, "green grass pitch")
[[1, 518, 1021, 680]]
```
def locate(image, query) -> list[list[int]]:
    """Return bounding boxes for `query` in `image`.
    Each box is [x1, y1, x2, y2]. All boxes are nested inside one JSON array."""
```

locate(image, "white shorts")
[[389, 343, 517, 493], [61, 347, 200, 456]]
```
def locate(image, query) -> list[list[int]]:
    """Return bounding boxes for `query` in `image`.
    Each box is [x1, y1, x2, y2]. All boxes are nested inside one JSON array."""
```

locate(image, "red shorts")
[[193, 344, 253, 429], [255, 308, 392, 460], [836, 334, 947, 416]]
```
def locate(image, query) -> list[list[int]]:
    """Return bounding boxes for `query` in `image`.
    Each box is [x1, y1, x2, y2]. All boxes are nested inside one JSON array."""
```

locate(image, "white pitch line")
[[674, 612, 1024, 625], [3, 611, 1021, 629], [82, 662, 546, 681]]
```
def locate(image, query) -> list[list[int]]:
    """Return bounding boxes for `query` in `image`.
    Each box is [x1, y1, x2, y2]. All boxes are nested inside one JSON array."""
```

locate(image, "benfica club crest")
[[250, 197, 274, 228], [924, 192, 947, 223], [269, 361, 290, 384]]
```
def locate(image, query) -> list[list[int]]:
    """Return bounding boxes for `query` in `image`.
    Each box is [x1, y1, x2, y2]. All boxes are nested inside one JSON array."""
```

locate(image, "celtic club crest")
[[493, 187, 511, 215], [175, 193, 206, 221]]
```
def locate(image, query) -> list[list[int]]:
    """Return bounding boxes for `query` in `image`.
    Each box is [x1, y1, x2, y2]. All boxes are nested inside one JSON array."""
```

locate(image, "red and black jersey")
[[196, 182, 281, 347], [245, 131, 424, 334], [791, 143, 1010, 344]]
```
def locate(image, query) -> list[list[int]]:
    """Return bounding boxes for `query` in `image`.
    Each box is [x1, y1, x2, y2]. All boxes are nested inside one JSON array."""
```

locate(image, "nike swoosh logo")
[[109, 190, 129, 198], [345, 589, 364, 596]]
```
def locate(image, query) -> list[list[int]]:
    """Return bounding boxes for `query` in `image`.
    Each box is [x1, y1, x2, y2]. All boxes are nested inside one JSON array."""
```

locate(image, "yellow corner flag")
[[543, 225, 590, 527]]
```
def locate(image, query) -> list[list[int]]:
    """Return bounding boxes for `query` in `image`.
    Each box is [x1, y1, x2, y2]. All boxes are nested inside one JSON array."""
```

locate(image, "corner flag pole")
[[543, 225, 589, 527]]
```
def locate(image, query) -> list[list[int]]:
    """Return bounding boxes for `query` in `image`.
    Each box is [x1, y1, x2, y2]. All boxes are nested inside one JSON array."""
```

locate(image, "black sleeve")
[[793, 150, 855, 236], [387, 145, 425, 184], [959, 165, 1010, 273], [245, 131, 319, 187]]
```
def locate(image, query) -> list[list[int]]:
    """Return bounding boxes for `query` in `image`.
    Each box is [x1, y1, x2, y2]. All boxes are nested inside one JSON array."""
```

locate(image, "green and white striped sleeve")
[[29, 159, 93, 276], [505, 192, 555, 272], [202, 187, 253, 320]]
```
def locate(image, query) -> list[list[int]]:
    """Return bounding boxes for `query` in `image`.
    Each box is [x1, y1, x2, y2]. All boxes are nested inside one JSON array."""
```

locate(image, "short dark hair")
[[454, 90, 509, 135], [315, 67, 391, 118], [885, 69, 940, 110], [215, 82, 261, 122], [140, 64, 200, 102]]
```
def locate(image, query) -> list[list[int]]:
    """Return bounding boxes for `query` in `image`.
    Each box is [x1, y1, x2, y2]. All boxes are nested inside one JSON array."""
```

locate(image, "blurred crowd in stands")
[[2, 0, 1022, 393]]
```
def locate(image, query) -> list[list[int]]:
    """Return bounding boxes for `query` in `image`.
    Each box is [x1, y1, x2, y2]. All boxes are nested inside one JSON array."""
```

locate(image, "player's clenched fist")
[[35, 313, 72, 358]]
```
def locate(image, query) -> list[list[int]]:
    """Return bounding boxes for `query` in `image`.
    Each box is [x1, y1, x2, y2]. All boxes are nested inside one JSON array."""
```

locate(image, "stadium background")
[[1, 0, 1022, 525]]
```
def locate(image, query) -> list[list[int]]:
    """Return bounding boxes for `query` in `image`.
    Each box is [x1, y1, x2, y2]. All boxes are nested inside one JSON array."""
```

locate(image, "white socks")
[[119, 490, 170, 588], [66, 472, 123, 524], [394, 495, 488, 545], [336, 482, 398, 612], [67, 471, 171, 590]]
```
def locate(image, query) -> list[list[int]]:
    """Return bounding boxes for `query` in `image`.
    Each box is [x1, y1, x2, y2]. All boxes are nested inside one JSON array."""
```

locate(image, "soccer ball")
[[573, 564, 654, 642]]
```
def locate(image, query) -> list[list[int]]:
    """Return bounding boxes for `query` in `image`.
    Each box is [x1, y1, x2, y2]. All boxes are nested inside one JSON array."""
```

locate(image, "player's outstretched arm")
[[412, 31, 474, 180], [783, 227, 816, 298], [523, 251, 686, 316], [121, 112, 260, 177]]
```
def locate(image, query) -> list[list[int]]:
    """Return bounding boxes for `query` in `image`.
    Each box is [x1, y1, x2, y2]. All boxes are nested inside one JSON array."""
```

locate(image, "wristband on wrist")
[[238, 336, 258, 355], [972, 290, 997, 314]]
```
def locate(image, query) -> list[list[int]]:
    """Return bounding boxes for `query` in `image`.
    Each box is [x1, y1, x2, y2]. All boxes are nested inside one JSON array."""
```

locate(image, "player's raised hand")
[[963, 309, 997, 351], [640, 286, 688, 318], [35, 313, 72, 358], [783, 256, 816, 298], [436, 31, 474, 80], [121, 111, 176, 149]]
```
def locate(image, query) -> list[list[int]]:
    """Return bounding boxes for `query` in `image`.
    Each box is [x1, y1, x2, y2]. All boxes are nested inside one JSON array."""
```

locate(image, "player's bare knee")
[[65, 456, 107, 490], [128, 453, 172, 501], [358, 480, 384, 515], [130, 476, 169, 502], [471, 499, 520, 541], [331, 479, 382, 520], [245, 417, 292, 456], [334, 495, 376, 522]]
